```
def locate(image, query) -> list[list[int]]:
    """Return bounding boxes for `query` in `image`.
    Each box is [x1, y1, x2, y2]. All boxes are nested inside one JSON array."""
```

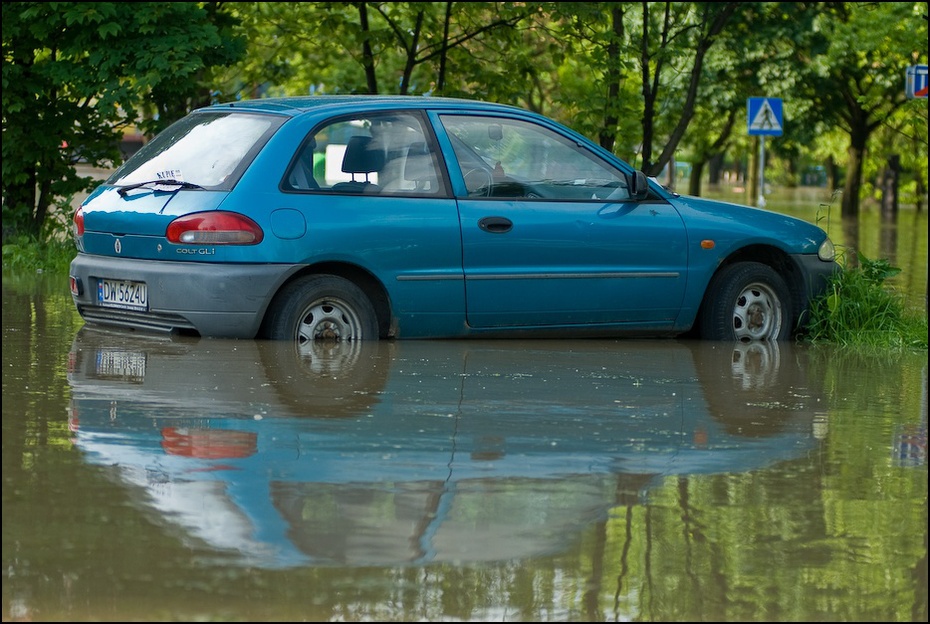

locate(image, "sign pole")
[[747, 97, 782, 209], [758, 136, 766, 208]]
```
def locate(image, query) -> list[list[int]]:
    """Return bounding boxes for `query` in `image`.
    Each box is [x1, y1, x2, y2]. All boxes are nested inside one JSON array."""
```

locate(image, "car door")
[[435, 113, 689, 329]]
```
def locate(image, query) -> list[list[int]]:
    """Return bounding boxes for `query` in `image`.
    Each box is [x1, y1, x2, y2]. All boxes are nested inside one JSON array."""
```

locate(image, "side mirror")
[[630, 170, 649, 200]]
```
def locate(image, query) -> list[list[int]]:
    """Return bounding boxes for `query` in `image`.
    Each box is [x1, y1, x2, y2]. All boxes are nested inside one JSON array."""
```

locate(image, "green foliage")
[[2, 1, 246, 240], [803, 252, 928, 350], [2, 232, 75, 275], [2, 193, 76, 274], [3, 2, 928, 244]]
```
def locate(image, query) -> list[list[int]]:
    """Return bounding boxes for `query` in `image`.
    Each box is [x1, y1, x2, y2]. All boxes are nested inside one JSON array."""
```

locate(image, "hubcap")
[[296, 299, 363, 345], [732, 283, 782, 341]]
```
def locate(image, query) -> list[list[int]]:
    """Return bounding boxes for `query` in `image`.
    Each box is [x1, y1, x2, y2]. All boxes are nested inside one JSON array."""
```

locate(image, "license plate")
[[98, 279, 148, 311], [95, 349, 146, 382]]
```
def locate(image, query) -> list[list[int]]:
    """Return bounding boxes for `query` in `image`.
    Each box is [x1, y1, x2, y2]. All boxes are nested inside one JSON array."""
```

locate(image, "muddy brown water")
[[2, 196, 927, 622]]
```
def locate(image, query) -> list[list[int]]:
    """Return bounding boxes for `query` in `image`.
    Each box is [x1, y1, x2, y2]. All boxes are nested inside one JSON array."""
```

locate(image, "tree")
[[5, 1, 926, 246], [800, 2, 926, 217], [535, 3, 740, 180], [216, 3, 531, 98], [1, 2, 245, 240]]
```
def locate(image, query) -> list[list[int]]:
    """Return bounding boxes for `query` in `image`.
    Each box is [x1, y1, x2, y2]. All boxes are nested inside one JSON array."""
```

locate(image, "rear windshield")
[[107, 111, 285, 190]]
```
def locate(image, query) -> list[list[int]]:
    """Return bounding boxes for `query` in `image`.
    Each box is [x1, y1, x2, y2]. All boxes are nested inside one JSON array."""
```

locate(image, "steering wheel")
[[462, 167, 493, 197]]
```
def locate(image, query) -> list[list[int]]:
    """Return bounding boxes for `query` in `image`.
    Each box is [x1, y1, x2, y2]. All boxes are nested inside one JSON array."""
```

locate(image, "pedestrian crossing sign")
[[747, 97, 783, 136]]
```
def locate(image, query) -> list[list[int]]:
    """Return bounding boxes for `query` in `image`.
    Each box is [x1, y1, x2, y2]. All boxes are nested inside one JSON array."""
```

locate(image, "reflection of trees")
[[899, 209, 928, 311], [879, 218, 898, 267], [841, 208, 927, 310], [915, 529, 929, 623], [2, 277, 82, 456], [567, 347, 928, 622]]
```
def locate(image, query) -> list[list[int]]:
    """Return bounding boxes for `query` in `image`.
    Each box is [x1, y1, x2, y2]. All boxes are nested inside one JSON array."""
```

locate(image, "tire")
[[690, 340, 817, 438], [256, 339, 394, 417], [262, 275, 379, 344], [698, 262, 791, 342]]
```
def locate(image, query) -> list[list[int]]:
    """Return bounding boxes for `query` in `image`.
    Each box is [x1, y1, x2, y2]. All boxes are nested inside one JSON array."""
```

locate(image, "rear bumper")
[[69, 254, 295, 338]]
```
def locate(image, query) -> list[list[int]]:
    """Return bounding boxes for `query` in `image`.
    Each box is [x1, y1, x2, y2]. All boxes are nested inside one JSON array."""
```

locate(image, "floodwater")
[[2, 202, 928, 622]]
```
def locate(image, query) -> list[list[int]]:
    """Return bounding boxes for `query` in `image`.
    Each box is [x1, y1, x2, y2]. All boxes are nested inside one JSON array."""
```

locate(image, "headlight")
[[818, 238, 836, 262]]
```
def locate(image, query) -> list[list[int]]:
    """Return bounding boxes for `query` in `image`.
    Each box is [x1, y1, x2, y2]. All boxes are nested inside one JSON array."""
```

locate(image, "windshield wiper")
[[117, 179, 204, 197]]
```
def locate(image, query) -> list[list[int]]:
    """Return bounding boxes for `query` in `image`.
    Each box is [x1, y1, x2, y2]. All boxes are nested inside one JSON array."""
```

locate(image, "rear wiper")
[[117, 179, 204, 197]]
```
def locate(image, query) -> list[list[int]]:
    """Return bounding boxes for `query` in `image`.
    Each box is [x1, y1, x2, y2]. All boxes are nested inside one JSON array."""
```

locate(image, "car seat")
[[402, 142, 438, 193], [332, 135, 385, 193]]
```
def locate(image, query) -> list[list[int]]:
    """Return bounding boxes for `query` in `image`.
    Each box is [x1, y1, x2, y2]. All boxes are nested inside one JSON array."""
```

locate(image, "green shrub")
[[2, 195, 77, 275], [1, 234, 76, 275], [802, 253, 928, 350]]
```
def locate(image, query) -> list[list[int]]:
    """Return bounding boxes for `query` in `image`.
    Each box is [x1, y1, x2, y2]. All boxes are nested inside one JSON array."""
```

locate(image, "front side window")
[[439, 115, 630, 201], [285, 112, 446, 196]]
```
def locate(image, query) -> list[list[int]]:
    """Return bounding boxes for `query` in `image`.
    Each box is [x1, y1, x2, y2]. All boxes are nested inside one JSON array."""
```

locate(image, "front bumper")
[[790, 253, 841, 324]]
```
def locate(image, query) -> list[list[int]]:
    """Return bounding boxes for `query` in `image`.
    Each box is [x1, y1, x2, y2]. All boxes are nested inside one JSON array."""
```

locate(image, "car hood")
[[670, 194, 828, 253]]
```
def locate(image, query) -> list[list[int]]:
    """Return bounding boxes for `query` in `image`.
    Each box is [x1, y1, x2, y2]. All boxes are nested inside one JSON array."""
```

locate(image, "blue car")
[[69, 96, 839, 343]]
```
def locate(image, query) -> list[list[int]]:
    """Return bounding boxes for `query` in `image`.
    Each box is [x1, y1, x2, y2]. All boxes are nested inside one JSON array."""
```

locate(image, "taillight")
[[73, 206, 85, 237], [69, 275, 83, 296], [166, 212, 264, 245]]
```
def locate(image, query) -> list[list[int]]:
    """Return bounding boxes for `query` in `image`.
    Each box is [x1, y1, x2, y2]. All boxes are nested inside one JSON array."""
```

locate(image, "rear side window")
[[285, 112, 447, 196], [108, 112, 284, 190]]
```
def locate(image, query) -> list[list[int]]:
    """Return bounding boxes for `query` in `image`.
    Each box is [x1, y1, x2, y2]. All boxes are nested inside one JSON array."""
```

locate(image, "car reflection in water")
[[67, 328, 827, 568]]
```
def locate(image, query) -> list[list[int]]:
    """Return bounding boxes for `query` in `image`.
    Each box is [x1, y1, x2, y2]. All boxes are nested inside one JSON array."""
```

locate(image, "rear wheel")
[[698, 262, 791, 342], [262, 275, 379, 345]]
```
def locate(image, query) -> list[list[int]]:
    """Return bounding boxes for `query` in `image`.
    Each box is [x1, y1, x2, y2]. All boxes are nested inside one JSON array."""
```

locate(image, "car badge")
[[114, 238, 122, 254]]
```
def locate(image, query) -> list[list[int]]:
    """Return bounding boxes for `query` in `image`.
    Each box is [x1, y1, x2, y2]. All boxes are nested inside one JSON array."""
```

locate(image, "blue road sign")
[[747, 97, 783, 136], [906, 65, 928, 99]]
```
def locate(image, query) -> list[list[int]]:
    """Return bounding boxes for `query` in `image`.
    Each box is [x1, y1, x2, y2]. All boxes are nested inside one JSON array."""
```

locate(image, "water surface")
[[2, 274, 926, 622]]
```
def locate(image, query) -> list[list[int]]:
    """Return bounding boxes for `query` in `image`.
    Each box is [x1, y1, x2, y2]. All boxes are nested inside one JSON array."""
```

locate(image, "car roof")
[[202, 94, 531, 118]]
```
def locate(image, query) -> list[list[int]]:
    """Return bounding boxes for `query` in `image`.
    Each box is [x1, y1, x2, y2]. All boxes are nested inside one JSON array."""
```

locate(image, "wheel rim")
[[731, 282, 783, 341], [295, 338, 364, 376], [729, 341, 781, 389], [295, 297, 365, 345]]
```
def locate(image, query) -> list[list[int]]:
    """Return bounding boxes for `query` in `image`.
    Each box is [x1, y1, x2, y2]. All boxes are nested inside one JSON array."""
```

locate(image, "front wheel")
[[698, 262, 791, 342], [261, 275, 379, 345]]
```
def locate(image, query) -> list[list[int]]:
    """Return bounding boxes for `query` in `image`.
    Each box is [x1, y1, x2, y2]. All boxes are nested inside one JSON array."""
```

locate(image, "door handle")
[[478, 216, 513, 233]]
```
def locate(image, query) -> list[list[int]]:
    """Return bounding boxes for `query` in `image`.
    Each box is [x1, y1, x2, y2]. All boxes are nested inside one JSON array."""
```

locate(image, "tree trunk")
[[435, 2, 452, 93], [689, 159, 706, 196], [666, 157, 677, 192], [914, 172, 926, 214], [357, 3, 378, 94], [824, 155, 840, 192], [707, 153, 724, 186], [3, 172, 40, 239], [880, 154, 900, 221], [598, 6, 624, 153], [841, 127, 868, 217], [842, 217, 860, 269]]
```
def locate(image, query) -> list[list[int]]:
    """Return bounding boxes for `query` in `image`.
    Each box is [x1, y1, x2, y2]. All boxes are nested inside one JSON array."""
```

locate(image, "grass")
[[2, 195, 79, 276], [801, 252, 928, 351], [1, 233, 76, 276]]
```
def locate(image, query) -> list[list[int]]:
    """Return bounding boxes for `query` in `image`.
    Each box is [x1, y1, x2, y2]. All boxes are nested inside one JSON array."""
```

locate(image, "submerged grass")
[[802, 253, 928, 351]]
